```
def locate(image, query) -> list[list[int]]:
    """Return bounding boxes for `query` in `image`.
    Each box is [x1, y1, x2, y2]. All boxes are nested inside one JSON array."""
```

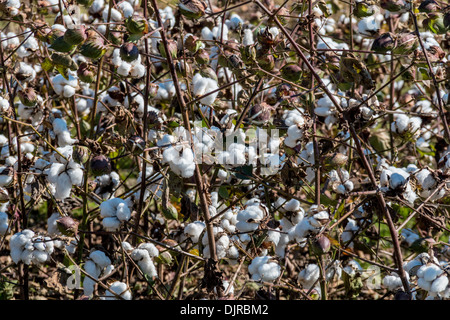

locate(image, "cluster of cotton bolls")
[[99, 197, 132, 231], [10, 229, 54, 265], [296, 142, 316, 183], [298, 263, 321, 292], [83, 250, 115, 297], [401, 228, 420, 248], [413, 168, 446, 201], [378, 160, 418, 204], [384, 253, 450, 299], [17, 96, 45, 127], [123, 241, 159, 278], [111, 48, 145, 78], [341, 218, 359, 249], [329, 169, 354, 195], [314, 93, 348, 129], [157, 127, 196, 178], [248, 255, 281, 282], [183, 220, 206, 247]]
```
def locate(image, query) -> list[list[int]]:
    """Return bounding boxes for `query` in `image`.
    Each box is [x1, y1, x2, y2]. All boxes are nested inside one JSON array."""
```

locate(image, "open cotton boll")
[[298, 264, 320, 289], [258, 262, 281, 282], [248, 256, 270, 277], [0, 211, 9, 236], [89, 250, 111, 269], [401, 228, 419, 247], [192, 73, 219, 106], [103, 281, 132, 300], [52, 118, 77, 147], [430, 275, 449, 293], [383, 272, 407, 291], [236, 205, 266, 232], [138, 243, 159, 258], [184, 221, 206, 243]]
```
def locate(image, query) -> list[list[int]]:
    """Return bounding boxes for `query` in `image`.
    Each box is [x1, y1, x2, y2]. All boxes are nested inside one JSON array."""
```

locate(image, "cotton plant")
[[273, 197, 305, 257], [10, 229, 54, 265], [416, 263, 449, 299], [99, 197, 132, 231], [183, 220, 206, 246], [414, 168, 446, 201], [391, 113, 422, 137], [94, 172, 121, 200], [383, 271, 410, 292], [17, 95, 45, 127], [248, 255, 281, 282], [83, 250, 115, 297], [52, 73, 79, 98], [341, 218, 359, 249], [401, 228, 420, 248]]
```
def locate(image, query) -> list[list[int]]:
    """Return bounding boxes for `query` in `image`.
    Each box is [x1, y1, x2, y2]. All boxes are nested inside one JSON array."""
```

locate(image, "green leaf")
[[218, 186, 229, 199], [42, 58, 54, 72], [55, 65, 69, 80], [233, 165, 253, 179]]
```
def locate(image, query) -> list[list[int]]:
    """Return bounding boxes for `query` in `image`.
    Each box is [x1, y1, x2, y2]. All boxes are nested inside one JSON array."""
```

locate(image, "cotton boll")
[[115, 202, 131, 221], [418, 277, 432, 291], [298, 264, 321, 289], [430, 275, 449, 293], [139, 243, 159, 258], [0, 211, 9, 235], [102, 217, 121, 231], [383, 273, 405, 291], [104, 281, 132, 300], [90, 250, 111, 269], [248, 256, 270, 277], [138, 256, 158, 277], [184, 221, 206, 243]]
